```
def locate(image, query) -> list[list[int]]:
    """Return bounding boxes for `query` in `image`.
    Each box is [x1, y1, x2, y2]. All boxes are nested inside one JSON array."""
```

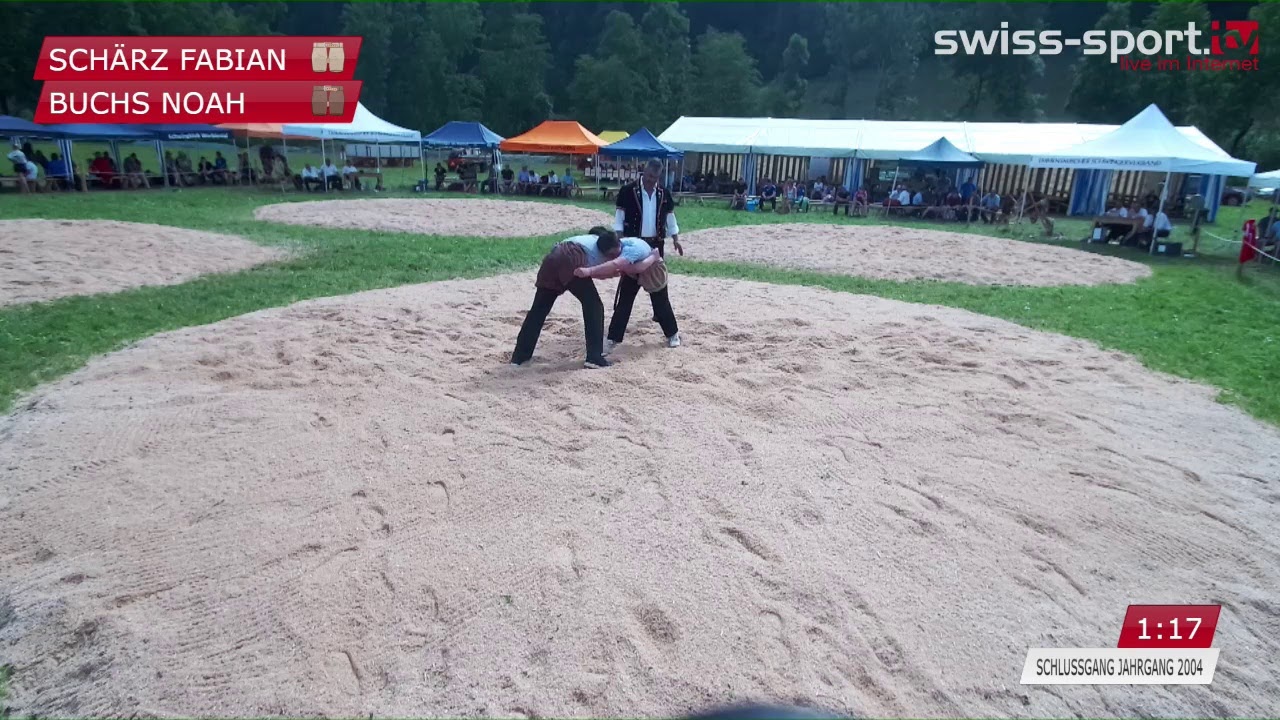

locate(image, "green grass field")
[[1, 187, 1278, 427]]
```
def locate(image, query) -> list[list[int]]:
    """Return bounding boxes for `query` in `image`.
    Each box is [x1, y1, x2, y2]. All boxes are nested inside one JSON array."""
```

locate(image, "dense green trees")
[[0, 1, 1276, 166]]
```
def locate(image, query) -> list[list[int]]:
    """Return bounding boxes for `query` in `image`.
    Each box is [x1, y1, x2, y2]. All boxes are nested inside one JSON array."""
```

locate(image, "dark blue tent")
[[141, 125, 232, 141], [39, 124, 155, 140], [0, 116, 56, 137], [601, 127, 683, 159], [422, 121, 504, 148], [897, 137, 983, 167]]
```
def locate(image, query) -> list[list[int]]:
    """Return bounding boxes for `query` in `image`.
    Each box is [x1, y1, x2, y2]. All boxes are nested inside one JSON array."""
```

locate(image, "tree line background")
[[1, 1, 1277, 170]]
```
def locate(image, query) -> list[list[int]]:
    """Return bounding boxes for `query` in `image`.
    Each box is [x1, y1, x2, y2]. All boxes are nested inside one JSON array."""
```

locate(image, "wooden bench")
[[674, 192, 734, 206]]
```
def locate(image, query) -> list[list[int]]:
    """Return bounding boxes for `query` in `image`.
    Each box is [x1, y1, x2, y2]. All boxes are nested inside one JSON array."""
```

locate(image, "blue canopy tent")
[[1, 115, 56, 137], [885, 137, 984, 210], [421, 121, 505, 191], [600, 127, 683, 159], [600, 127, 685, 189], [142, 125, 236, 188], [38, 124, 159, 189], [422, 121, 503, 148], [896, 137, 984, 167]]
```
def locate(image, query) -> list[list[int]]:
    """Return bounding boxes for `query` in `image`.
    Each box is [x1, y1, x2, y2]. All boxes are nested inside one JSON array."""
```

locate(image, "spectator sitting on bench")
[[237, 151, 256, 184], [759, 178, 778, 210], [197, 156, 214, 184], [729, 184, 746, 210], [561, 167, 577, 195], [913, 189, 926, 208], [16, 157, 42, 192], [1135, 207, 1172, 250], [323, 160, 342, 190], [44, 152, 73, 191], [434, 163, 447, 191], [500, 165, 515, 193], [8, 143, 28, 176], [853, 186, 869, 216], [175, 152, 198, 185], [833, 186, 852, 216], [546, 169, 560, 196], [787, 179, 810, 212], [517, 166, 532, 194], [811, 177, 826, 200], [212, 152, 231, 184], [89, 152, 119, 187], [122, 152, 149, 189], [344, 161, 360, 190], [979, 191, 1001, 223], [299, 163, 323, 192]]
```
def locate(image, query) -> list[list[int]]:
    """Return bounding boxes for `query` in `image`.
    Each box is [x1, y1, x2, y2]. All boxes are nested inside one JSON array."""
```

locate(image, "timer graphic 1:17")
[[1117, 605, 1222, 649]]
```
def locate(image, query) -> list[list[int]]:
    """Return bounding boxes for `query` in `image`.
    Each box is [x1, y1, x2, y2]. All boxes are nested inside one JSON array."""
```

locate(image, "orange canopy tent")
[[499, 121, 607, 155], [217, 123, 310, 140]]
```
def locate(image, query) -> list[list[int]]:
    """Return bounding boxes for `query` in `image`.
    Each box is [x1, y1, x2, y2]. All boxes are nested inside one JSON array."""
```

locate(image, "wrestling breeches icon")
[[312, 86, 346, 116], [312, 42, 346, 73]]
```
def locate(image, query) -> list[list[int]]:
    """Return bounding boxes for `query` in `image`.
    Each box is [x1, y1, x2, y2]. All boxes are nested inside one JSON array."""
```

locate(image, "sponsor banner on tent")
[[36, 80, 362, 124], [1031, 156, 1168, 170]]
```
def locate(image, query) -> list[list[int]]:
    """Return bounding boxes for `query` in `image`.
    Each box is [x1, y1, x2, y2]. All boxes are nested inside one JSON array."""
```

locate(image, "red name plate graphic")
[[35, 36, 362, 81], [36, 81, 362, 124], [1118, 605, 1221, 649]]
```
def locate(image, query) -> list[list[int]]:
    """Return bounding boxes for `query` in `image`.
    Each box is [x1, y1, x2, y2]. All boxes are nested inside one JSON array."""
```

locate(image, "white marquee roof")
[[1031, 104, 1254, 176], [1249, 169, 1280, 188], [283, 102, 421, 144], [658, 109, 1244, 169]]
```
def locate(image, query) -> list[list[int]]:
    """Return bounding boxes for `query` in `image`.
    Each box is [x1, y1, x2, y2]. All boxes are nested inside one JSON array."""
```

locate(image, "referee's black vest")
[[617, 182, 675, 240]]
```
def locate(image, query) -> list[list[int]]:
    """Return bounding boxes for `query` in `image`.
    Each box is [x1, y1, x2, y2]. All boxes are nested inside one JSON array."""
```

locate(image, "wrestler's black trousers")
[[511, 278, 605, 364], [608, 274, 678, 343]]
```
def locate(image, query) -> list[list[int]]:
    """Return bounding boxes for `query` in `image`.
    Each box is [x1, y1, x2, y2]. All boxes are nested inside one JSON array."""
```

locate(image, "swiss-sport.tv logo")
[[935, 21, 1259, 71]]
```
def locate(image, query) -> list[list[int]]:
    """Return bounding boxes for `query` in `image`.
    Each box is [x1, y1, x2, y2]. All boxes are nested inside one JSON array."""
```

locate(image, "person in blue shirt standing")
[[960, 178, 977, 204]]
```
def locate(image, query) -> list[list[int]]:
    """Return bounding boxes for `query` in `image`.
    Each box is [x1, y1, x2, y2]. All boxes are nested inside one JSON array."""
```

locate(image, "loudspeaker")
[[1154, 241, 1183, 256]]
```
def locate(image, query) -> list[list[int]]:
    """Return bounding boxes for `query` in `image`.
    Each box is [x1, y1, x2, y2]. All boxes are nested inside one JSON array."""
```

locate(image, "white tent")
[[1248, 169, 1280, 189], [283, 102, 421, 143], [1029, 104, 1254, 176], [656, 116, 765, 154], [658, 114, 1235, 166]]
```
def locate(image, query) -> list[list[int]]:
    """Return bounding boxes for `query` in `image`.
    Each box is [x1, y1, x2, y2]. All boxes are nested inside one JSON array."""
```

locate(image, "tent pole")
[[321, 138, 329, 193], [157, 139, 169, 189], [887, 162, 900, 218], [1151, 170, 1171, 255]]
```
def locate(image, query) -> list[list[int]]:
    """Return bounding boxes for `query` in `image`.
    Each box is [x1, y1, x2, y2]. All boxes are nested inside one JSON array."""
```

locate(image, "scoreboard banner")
[[32, 36, 363, 124], [1021, 605, 1223, 685]]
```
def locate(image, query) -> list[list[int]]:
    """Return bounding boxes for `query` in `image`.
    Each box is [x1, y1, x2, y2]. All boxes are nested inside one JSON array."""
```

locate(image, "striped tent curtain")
[[1068, 169, 1113, 216], [1198, 174, 1224, 222], [843, 158, 865, 192], [56, 139, 74, 181], [743, 153, 757, 194]]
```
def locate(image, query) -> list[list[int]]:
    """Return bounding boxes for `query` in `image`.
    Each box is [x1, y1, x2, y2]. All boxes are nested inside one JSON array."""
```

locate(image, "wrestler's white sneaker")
[[666, 333, 682, 348], [603, 339, 620, 356]]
